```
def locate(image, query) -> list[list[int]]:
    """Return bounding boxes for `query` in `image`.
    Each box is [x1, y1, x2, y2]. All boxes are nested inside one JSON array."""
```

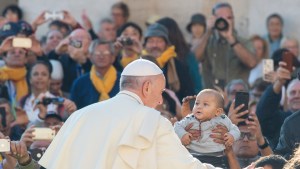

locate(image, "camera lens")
[[214, 18, 229, 31]]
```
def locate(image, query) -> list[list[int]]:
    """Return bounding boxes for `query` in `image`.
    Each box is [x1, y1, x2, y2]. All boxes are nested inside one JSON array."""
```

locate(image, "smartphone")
[[33, 128, 56, 140], [0, 107, 6, 128], [235, 91, 249, 126], [12, 37, 32, 48], [189, 98, 196, 110], [0, 139, 10, 152], [262, 59, 274, 82], [44, 11, 64, 20], [282, 51, 293, 72]]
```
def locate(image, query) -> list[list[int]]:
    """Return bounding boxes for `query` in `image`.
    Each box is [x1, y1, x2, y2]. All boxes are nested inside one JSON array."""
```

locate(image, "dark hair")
[[255, 155, 287, 169], [28, 61, 53, 79], [251, 78, 270, 91], [112, 2, 130, 19], [157, 17, 190, 62], [2, 4, 23, 20], [49, 20, 71, 35], [20, 61, 53, 108], [117, 22, 143, 39], [212, 2, 232, 15], [267, 13, 284, 26]]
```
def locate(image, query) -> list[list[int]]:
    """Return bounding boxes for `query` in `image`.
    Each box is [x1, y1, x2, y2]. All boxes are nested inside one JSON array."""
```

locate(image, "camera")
[[29, 148, 46, 161], [214, 18, 229, 31], [41, 97, 65, 106], [0, 107, 6, 128], [69, 39, 82, 48], [120, 37, 133, 46]]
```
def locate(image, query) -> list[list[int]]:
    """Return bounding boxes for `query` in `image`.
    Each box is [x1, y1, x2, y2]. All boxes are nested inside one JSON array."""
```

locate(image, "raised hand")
[[181, 95, 196, 117]]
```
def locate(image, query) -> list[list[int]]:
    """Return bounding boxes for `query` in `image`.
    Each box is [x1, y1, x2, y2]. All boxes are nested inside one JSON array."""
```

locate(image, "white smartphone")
[[262, 59, 274, 81], [12, 37, 32, 48], [0, 139, 10, 152], [33, 128, 56, 140], [44, 11, 64, 20], [53, 11, 64, 20]]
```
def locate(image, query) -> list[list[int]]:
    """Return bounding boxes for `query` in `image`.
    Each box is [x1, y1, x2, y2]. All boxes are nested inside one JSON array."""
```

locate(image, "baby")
[[174, 89, 240, 167]]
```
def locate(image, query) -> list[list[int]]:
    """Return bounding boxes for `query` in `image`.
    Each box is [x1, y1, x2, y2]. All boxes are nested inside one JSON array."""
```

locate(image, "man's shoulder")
[[73, 73, 91, 84], [283, 110, 300, 127]]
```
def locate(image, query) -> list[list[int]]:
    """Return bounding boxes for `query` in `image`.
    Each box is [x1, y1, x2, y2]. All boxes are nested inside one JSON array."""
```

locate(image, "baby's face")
[[192, 92, 219, 121]]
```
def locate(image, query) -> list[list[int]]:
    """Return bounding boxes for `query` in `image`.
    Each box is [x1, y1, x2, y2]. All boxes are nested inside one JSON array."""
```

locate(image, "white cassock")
[[39, 90, 220, 169]]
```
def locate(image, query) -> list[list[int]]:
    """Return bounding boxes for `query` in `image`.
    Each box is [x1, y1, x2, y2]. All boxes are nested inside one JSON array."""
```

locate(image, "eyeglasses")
[[92, 51, 112, 57], [239, 132, 256, 141]]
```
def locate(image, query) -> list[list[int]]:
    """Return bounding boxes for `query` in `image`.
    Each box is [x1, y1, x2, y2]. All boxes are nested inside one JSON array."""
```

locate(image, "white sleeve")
[[173, 117, 192, 139], [224, 116, 241, 141]]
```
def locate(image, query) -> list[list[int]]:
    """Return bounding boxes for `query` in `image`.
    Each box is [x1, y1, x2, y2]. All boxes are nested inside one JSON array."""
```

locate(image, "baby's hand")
[[224, 133, 234, 147], [181, 133, 192, 146]]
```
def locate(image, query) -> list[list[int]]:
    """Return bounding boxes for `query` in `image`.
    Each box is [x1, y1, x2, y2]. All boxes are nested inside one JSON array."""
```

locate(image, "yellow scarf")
[[142, 45, 177, 68], [90, 65, 117, 101], [120, 52, 139, 68], [0, 66, 28, 101]]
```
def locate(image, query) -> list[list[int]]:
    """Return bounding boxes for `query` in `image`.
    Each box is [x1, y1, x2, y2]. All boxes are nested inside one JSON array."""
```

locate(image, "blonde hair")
[[284, 146, 300, 169]]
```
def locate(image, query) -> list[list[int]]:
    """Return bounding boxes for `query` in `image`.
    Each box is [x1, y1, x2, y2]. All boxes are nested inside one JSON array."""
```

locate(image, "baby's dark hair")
[[199, 89, 224, 108]]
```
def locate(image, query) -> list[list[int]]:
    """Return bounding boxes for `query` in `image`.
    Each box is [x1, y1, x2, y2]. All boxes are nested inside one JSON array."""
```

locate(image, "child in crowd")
[[174, 89, 240, 168]]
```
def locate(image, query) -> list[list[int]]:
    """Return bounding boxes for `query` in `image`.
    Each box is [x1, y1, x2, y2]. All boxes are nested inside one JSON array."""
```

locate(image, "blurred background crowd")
[[0, 0, 299, 168]]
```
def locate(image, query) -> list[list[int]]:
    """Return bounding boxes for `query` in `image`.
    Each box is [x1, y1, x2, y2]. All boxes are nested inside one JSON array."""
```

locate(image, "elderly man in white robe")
[[10, 59, 240, 169]]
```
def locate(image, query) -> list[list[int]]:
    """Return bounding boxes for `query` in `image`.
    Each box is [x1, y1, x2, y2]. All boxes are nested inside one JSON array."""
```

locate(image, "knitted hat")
[[144, 23, 170, 44]]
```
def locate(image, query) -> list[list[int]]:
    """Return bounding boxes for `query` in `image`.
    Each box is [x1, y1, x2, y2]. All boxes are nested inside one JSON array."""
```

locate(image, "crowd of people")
[[0, 1, 299, 169]]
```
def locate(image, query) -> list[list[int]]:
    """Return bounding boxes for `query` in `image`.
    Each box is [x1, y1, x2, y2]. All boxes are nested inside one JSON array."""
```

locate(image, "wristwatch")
[[258, 137, 269, 149]]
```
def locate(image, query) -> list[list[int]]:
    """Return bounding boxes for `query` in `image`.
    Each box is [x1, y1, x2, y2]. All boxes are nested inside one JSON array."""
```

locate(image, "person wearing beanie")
[[142, 23, 194, 101]]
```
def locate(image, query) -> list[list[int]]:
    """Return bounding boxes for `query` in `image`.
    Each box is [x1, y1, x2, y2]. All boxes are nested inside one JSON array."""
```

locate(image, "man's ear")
[[141, 80, 151, 97]]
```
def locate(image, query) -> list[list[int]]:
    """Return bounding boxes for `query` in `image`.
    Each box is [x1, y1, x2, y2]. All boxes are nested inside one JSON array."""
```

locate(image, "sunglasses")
[[239, 132, 256, 141]]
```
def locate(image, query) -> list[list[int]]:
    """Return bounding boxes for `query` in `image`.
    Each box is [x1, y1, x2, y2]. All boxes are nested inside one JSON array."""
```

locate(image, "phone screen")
[[282, 51, 293, 72], [0, 107, 6, 128], [235, 91, 249, 126]]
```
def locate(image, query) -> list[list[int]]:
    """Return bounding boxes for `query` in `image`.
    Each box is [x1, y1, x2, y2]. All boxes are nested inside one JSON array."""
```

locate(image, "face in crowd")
[[68, 29, 91, 64], [145, 37, 168, 58], [30, 63, 51, 92], [287, 80, 300, 112], [3, 48, 27, 68], [89, 43, 115, 71], [97, 21, 116, 42], [233, 125, 259, 158]]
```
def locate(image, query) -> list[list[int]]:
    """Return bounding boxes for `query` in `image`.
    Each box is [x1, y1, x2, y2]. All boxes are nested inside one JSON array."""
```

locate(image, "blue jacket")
[[256, 85, 292, 149], [70, 72, 121, 109]]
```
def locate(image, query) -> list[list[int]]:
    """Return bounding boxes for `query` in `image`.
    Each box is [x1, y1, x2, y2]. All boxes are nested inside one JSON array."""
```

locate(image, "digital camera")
[[214, 18, 229, 31], [120, 37, 133, 46]]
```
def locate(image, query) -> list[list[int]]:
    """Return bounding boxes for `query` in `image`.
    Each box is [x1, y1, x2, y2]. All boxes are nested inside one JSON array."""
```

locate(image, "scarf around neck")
[[90, 65, 117, 101]]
